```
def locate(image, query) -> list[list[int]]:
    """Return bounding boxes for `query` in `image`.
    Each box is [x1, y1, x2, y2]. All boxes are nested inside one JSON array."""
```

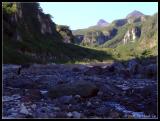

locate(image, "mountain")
[[3, 2, 112, 64], [126, 10, 144, 19], [97, 19, 109, 27], [73, 11, 157, 51]]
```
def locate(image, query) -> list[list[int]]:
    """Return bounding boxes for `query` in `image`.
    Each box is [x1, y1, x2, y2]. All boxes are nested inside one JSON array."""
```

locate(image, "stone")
[[35, 107, 50, 118], [84, 66, 103, 75], [109, 110, 122, 118], [19, 103, 29, 115], [75, 95, 81, 99], [87, 101, 92, 107], [53, 107, 61, 111], [67, 112, 73, 118], [144, 64, 157, 78], [72, 111, 81, 118], [97, 91, 103, 96], [72, 67, 81, 72], [7, 77, 37, 89], [58, 95, 73, 104], [95, 106, 110, 116], [48, 81, 99, 98], [31, 104, 37, 110], [25, 89, 42, 101], [3, 94, 21, 102], [127, 59, 138, 74]]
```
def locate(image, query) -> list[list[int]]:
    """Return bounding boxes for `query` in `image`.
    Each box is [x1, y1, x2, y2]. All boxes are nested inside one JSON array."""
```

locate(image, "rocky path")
[[2, 58, 158, 119]]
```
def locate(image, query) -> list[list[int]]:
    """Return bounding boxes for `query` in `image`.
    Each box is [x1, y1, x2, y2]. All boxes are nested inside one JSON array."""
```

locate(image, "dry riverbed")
[[2, 58, 158, 119]]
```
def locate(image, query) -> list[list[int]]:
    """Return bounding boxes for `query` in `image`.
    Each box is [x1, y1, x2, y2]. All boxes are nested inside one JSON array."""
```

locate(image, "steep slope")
[[3, 2, 114, 64], [73, 10, 156, 48]]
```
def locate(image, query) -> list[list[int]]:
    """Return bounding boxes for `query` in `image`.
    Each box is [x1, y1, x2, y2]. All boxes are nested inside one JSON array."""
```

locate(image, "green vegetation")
[[3, 3, 158, 64], [2, 2, 17, 14]]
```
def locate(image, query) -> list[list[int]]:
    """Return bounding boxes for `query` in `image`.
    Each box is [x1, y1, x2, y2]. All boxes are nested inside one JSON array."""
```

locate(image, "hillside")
[[2, 3, 158, 119], [3, 2, 114, 64], [73, 11, 158, 60]]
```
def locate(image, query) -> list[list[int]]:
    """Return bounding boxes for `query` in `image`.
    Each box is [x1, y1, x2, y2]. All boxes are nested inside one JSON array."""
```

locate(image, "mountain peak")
[[97, 19, 109, 27], [126, 10, 144, 18]]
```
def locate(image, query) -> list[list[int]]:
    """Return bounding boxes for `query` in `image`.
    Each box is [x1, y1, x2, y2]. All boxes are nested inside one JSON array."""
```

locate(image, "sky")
[[39, 2, 158, 30]]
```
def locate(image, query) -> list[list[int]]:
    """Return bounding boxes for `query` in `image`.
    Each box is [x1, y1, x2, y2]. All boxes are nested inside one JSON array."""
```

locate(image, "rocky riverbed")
[[2, 58, 158, 119]]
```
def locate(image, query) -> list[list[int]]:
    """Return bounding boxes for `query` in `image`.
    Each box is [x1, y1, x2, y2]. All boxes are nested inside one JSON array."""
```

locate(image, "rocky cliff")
[[73, 10, 157, 52], [3, 2, 111, 64], [123, 26, 141, 44]]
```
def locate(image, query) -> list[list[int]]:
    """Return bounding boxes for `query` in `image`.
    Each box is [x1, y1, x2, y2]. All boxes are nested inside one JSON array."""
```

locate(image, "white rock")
[[87, 101, 92, 107], [53, 107, 60, 111], [67, 112, 73, 117], [75, 95, 81, 99], [31, 104, 37, 109], [72, 111, 81, 118], [40, 90, 48, 95], [19, 103, 29, 115]]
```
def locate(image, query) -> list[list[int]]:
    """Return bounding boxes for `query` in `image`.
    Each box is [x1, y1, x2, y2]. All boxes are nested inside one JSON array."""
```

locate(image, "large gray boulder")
[[48, 81, 99, 99]]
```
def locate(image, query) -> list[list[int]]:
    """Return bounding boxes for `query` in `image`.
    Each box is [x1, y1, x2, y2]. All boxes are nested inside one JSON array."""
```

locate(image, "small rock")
[[97, 91, 103, 96], [72, 67, 81, 72], [53, 107, 60, 111], [75, 95, 81, 99], [87, 101, 92, 107], [67, 112, 73, 118], [19, 103, 29, 115], [31, 104, 36, 110], [72, 111, 81, 118], [59, 95, 73, 104], [40, 90, 48, 95]]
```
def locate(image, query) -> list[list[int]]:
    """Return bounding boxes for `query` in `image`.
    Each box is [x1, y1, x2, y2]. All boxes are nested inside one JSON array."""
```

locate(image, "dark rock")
[[84, 66, 103, 75], [95, 106, 110, 116], [127, 59, 138, 75], [21, 89, 42, 102], [48, 81, 99, 99], [72, 67, 81, 72], [144, 64, 157, 78], [7, 77, 37, 89], [108, 110, 123, 118], [58, 95, 73, 104]]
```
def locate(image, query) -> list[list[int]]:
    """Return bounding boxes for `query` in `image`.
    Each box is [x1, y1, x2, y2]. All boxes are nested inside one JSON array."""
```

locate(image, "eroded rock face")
[[123, 27, 141, 44]]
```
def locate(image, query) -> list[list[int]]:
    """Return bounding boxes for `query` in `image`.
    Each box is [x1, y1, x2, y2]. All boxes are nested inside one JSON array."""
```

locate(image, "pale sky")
[[39, 2, 158, 30]]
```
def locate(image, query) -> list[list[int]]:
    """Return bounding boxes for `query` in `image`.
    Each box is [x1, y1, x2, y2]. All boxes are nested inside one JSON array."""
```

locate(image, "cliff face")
[[3, 3, 96, 64], [123, 27, 141, 44], [3, 3, 62, 43], [77, 28, 117, 46]]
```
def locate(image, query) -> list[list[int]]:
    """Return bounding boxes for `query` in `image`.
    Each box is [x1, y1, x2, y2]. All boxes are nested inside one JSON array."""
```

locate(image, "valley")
[[2, 2, 158, 119]]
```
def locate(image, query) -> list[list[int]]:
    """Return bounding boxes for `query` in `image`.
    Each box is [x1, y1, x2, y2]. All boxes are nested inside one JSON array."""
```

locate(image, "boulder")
[[72, 67, 81, 72], [144, 64, 157, 78], [127, 59, 138, 75], [84, 66, 103, 75], [7, 77, 37, 89], [58, 95, 73, 104], [48, 81, 99, 99], [111, 62, 125, 74], [25, 89, 42, 101]]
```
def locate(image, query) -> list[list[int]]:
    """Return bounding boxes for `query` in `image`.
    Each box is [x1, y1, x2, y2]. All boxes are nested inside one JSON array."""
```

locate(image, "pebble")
[[67, 112, 73, 117], [19, 103, 29, 115], [87, 101, 92, 107], [72, 111, 81, 118], [31, 104, 36, 110], [53, 107, 60, 111], [75, 95, 81, 99]]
